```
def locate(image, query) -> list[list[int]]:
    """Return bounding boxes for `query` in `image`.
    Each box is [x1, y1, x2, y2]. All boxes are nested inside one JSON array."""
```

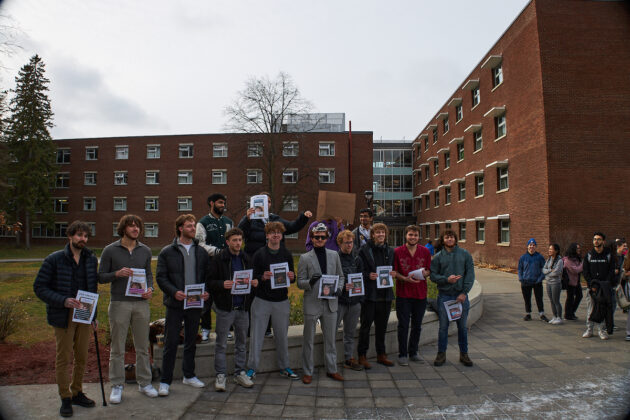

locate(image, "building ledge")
[[484, 106, 506, 118], [496, 188, 509, 194], [448, 98, 462, 107], [449, 137, 464, 145], [437, 148, 449, 155], [481, 55, 502, 69], [462, 79, 479, 90], [464, 123, 482, 133], [486, 160, 508, 168], [427, 156, 438, 162], [465, 170, 484, 177], [497, 242, 510, 247], [494, 134, 507, 142], [436, 112, 448, 121]]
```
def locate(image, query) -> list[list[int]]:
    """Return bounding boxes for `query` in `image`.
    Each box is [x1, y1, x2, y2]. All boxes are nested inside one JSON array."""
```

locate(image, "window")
[[493, 64, 503, 88], [212, 170, 227, 184], [113, 197, 127, 211], [457, 143, 465, 161], [85, 147, 98, 160], [475, 175, 484, 197], [145, 197, 159, 211], [459, 223, 467, 241], [445, 186, 451, 205], [282, 196, 299, 212], [498, 166, 509, 191], [179, 144, 193, 158], [499, 220, 510, 243], [476, 221, 485, 242], [424, 167, 429, 181], [474, 130, 483, 152], [456, 105, 463, 122], [282, 141, 299, 157], [434, 191, 440, 207], [495, 115, 506, 138], [247, 169, 262, 184], [425, 226, 430, 239], [432, 128, 438, 144], [112, 223, 118, 237], [282, 169, 298, 183], [178, 170, 192, 184], [115, 145, 128, 160], [472, 87, 480, 107], [84, 172, 97, 186], [435, 224, 440, 239], [445, 223, 452, 230], [86, 223, 96, 237], [146, 145, 160, 159], [458, 182, 466, 201], [444, 152, 450, 169], [424, 196, 430, 210], [55, 173, 69, 189], [213, 143, 228, 158], [83, 198, 96, 211], [424, 138, 429, 152], [53, 198, 68, 213], [319, 142, 335, 156], [247, 142, 262, 157], [56, 149, 70, 164], [177, 197, 192, 211], [433, 160, 439, 176], [114, 171, 128, 185], [443, 116, 449, 134], [319, 168, 335, 184], [145, 223, 158, 238], [416, 173, 422, 186], [146, 171, 160, 185], [32, 222, 67, 238]]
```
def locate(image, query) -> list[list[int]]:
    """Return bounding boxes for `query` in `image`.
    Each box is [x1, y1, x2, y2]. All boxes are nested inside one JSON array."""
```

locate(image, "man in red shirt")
[[393, 225, 431, 366]]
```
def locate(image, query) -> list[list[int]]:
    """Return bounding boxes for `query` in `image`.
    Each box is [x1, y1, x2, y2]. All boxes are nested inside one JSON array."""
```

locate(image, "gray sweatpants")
[[546, 282, 562, 318], [247, 297, 290, 372], [214, 307, 249, 375], [303, 302, 338, 376], [336, 303, 361, 361]]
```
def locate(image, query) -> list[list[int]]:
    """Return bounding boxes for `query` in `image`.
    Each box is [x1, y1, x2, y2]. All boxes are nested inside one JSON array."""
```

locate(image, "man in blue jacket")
[[518, 239, 549, 322], [34, 221, 99, 418]]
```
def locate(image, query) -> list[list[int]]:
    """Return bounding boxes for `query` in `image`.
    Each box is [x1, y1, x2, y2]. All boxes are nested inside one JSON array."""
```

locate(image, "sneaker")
[[582, 329, 593, 338], [71, 392, 95, 407], [182, 376, 205, 388], [201, 328, 210, 342], [598, 330, 609, 340], [555, 318, 564, 325], [625, 335, 630, 341], [60, 398, 73, 418], [138, 384, 158, 398], [109, 385, 123, 404], [398, 356, 409, 366], [344, 358, 364, 371], [523, 314, 532, 321], [215, 374, 227, 392], [246, 369, 256, 379], [540, 314, 549, 322], [410, 354, 423, 363], [434, 352, 446, 367], [459, 352, 473, 367], [158, 383, 169, 396], [265, 329, 274, 338], [280, 368, 299, 380], [234, 370, 254, 388], [227, 332, 234, 341]]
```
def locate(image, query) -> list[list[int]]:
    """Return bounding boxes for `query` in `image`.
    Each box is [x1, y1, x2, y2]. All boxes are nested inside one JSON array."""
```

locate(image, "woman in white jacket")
[[543, 243, 564, 325]]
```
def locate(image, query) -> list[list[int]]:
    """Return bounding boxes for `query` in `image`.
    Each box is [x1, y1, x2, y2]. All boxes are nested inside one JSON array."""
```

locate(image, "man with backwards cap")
[[518, 238, 549, 322]]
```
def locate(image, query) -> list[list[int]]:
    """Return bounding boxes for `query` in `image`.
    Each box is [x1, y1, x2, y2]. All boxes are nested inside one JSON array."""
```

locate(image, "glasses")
[[342, 241, 353, 245], [312, 235, 328, 240], [269, 231, 283, 236]]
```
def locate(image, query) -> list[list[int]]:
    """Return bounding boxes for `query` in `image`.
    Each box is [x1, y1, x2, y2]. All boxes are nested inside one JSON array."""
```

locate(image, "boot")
[[357, 355, 371, 369], [434, 352, 446, 366], [377, 353, 394, 367], [459, 352, 473, 367]]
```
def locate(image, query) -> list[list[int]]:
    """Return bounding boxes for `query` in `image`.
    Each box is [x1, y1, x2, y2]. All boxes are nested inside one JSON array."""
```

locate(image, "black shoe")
[[71, 392, 95, 408], [459, 352, 473, 367], [523, 314, 532, 321], [434, 352, 446, 366], [60, 398, 73, 417], [540, 314, 549, 322]]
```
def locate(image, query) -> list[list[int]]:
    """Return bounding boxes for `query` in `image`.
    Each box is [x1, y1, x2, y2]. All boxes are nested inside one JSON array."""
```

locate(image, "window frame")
[[178, 170, 193, 185], [113, 197, 127, 211], [247, 142, 263, 158], [457, 143, 465, 161], [246, 169, 262, 184], [178, 144, 194, 159], [499, 219, 510, 244], [472, 87, 480, 108], [144, 223, 159, 238], [495, 115, 507, 139], [492, 64, 503, 88], [177, 197, 193, 211], [456, 105, 463, 122], [319, 168, 336, 184], [475, 175, 485, 197], [476, 221, 485, 242], [282, 141, 299, 157], [318, 142, 335, 157], [211, 170, 227, 185], [146, 171, 160, 185], [146, 144, 161, 159], [498, 166, 509, 191], [144, 197, 159, 212], [56, 148, 70, 164], [83, 197, 96, 212], [458, 181, 466, 201], [474, 130, 483, 152], [85, 147, 98, 161], [212, 143, 228, 158], [84, 172, 97, 186], [55, 173, 70, 189], [282, 168, 298, 184], [114, 171, 128, 185], [115, 145, 129, 160]]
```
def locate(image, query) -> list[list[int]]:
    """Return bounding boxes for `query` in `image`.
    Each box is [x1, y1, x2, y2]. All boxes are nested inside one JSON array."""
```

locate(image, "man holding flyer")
[[393, 225, 431, 366], [157, 214, 210, 396], [98, 215, 157, 403], [207, 228, 258, 391], [429, 230, 475, 368], [34, 221, 99, 417]]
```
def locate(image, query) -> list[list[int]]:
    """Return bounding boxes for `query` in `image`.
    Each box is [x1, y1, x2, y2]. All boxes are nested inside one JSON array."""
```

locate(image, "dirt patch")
[[475, 262, 517, 274]]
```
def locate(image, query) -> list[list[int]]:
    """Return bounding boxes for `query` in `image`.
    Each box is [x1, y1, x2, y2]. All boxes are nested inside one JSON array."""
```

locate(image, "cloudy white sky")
[[0, 0, 530, 141]]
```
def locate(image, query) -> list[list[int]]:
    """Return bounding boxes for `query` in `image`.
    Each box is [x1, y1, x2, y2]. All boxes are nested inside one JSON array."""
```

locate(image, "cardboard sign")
[[316, 190, 356, 222]]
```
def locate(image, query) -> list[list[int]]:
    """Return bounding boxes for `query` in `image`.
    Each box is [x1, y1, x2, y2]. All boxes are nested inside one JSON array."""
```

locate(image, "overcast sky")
[[0, 0, 530, 141]]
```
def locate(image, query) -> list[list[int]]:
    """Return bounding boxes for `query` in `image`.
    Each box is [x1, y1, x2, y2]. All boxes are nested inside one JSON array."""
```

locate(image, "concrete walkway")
[[2, 268, 629, 419]]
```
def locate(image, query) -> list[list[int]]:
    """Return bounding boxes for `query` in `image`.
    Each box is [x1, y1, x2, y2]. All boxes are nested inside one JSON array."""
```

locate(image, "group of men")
[[33, 193, 476, 418]]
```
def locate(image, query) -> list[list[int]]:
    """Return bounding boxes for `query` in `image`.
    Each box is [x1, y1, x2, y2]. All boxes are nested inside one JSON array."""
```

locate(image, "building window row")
[[104, 196, 195, 212], [420, 217, 509, 245]]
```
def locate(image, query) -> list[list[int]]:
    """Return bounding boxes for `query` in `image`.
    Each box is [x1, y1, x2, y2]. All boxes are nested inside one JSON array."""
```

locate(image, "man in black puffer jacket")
[[34, 221, 99, 418]]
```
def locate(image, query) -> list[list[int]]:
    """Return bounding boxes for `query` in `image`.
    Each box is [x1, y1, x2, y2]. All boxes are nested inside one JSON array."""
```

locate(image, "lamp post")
[[364, 190, 373, 213]]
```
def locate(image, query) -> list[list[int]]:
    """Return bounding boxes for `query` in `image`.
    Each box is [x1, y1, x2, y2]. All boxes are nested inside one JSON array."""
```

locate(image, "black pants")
[[161, 306, 201, 384], [521, 283, 544, 314], [358, 300, 391, 356], [396, 297, 427, 358], [200, 296, 213, 330], [564, 284, 583, 317]]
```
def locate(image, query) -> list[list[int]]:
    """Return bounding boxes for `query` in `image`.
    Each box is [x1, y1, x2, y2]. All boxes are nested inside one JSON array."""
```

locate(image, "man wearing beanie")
[[517, 238, 549, 322]]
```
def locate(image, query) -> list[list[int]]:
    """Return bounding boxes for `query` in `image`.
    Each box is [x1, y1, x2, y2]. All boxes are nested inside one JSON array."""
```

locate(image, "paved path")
[[2, 268, 629, 419]]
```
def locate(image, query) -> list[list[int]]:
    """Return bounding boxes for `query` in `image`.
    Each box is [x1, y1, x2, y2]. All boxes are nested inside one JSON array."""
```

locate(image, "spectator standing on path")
[[196, 193, 233, 342], [425, 239, 435, 256], [305, 217, 344, 251], [393, 225, 431, 366], [336, 230, 365, 371], [352, 208, 373, 254], [207, 227, 257, 392], [33, 221, 99, 418], [356, 223, 397, 368], [582, 232, 616, 340], [430, 230, 475, 367], [98, 215, 158, 404], [518, 238, 549, 322], [543, 244, 564, 325], [563, 243, 584, 321], [156, 214, 210, 396], [298, 223, 345, 384], [621, 255, 630, 341]]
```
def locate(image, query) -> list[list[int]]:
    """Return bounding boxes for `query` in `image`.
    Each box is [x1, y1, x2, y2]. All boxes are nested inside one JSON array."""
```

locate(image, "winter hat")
[[527, 238, 537, 246]]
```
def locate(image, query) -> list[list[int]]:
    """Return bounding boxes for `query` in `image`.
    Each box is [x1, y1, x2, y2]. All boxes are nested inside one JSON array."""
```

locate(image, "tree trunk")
[[25, 212, 30, 249]]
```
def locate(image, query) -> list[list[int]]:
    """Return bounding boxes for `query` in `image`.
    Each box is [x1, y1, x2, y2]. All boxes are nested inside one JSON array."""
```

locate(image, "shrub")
[[0, 298, 22, 342], [289, 294, 304, 326]]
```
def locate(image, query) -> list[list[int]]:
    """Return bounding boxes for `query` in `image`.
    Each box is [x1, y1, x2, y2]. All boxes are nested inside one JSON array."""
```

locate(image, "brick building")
[[22, 131, 373, 251], [413, 0, 630, 266]]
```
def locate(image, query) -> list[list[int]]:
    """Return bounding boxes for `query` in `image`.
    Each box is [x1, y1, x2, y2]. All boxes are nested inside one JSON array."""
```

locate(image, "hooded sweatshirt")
[[518, 251, 545, 284]]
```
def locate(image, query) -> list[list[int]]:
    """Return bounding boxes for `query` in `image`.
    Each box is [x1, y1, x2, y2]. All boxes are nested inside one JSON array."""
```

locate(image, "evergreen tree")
[[4, 54, 56, 248]]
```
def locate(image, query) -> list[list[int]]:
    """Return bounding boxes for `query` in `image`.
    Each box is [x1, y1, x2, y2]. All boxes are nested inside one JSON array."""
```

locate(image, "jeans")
[[395, 297, 427, 358], [521, 282, 544, 314], [437, 294, 469, 354], [564, 284, 583, 317], [161, 306, 201, 384], [546, 282, 562, 318], [200, 296, 213, 330], [358, 300, 391, 356]]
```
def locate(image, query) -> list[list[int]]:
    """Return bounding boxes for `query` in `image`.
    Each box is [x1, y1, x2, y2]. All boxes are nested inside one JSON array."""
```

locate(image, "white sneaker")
[[109, 385, 123, 404], [548, 317, 555, 324], [201, 329, 210, 342], [158, 382, 169, 396], [215, 374, 227, 392], [598, 329, 609, 340], [182, 376, 205, 388], [582, 329, 593, 338], [555, 318, 564, 325], [138, 384, 158, 398], [234, 370, 254, 388]]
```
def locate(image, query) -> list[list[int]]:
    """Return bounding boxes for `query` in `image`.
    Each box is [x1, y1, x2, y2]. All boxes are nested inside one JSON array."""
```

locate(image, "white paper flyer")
[[443, 300, 463, 321], [184, 284, 204, 309], [125, 268, 147, 297], [250, 195, 269, 220], [347, 273, 364, 297], [72, 290, 99, 324], [232, 269, 253, 295], [376, 265, 393, 289], [318, 275, 339, 299]]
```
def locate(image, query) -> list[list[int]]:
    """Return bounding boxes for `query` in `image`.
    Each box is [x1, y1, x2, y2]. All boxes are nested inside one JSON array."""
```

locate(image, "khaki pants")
[[53, 312, 91, 399], [108, 300, 152, 387]]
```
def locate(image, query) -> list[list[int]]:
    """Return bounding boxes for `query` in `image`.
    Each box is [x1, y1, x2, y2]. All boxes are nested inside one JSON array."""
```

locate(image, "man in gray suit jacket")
[[298, 223, 345, 384]]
